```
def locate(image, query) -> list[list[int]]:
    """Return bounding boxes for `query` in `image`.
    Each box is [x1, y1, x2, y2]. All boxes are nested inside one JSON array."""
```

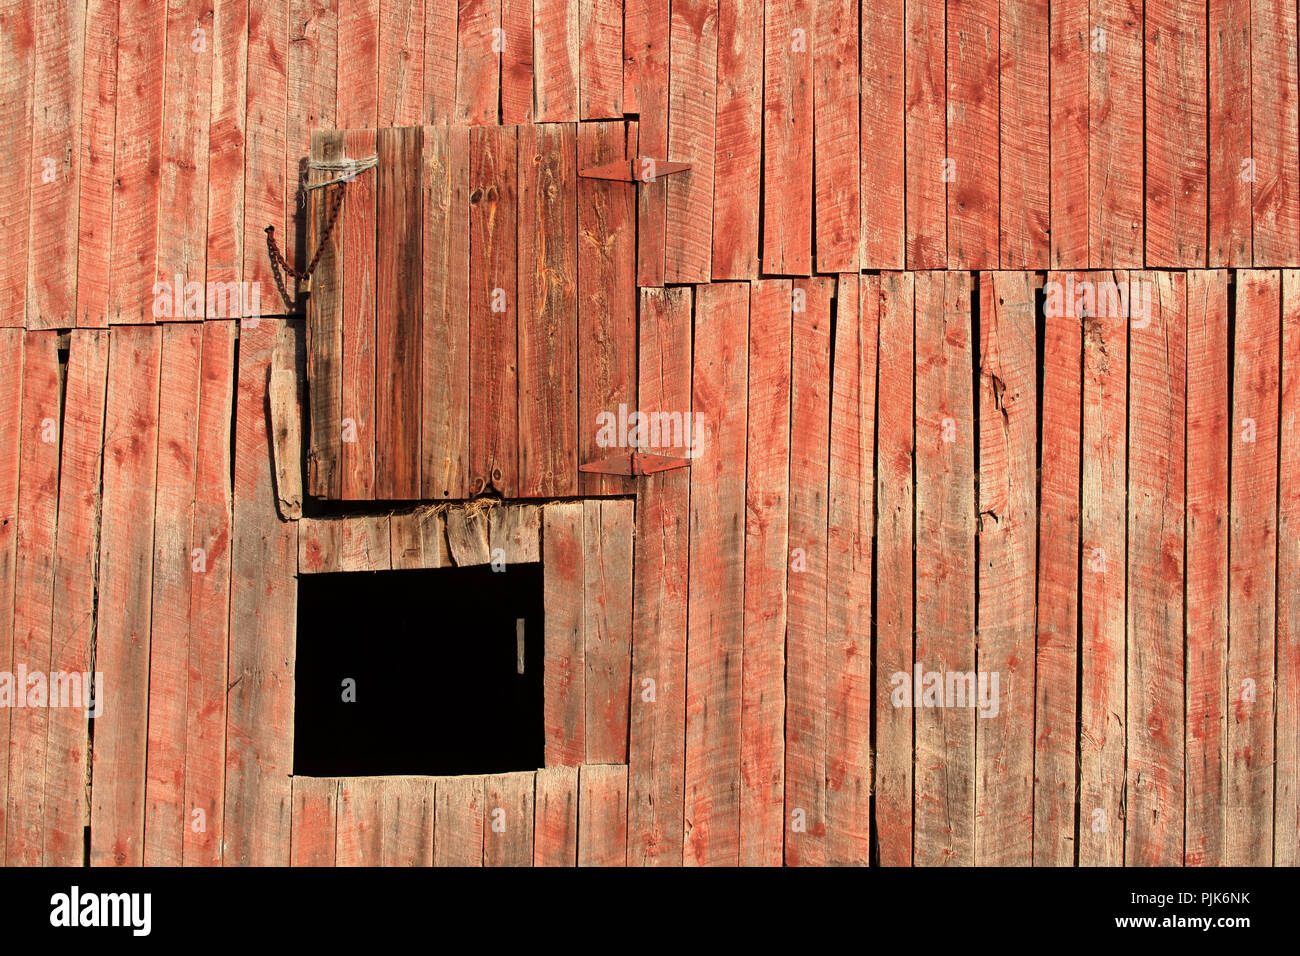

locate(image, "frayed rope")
[[305, 155, 378, 190]]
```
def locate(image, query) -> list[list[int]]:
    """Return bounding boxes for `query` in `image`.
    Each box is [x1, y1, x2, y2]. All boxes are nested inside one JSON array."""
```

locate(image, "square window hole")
[[294, 563, 545, 777]]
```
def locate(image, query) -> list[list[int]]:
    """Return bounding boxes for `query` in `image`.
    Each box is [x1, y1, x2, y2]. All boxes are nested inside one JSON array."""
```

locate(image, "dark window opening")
[[294, 563, 545, 777]]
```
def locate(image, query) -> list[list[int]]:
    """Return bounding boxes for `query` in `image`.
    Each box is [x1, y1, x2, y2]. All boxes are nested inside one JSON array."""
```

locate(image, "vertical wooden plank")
[[298, 517, 343, 573], [43, 330, 109, 866], [1000, 0, 1049, 268], [456, 0, 500, 124], [338, 0, 379, 127], [1184, 270, 1229, 865], [627, 286, 691, 866], [875, 271, 914, 865], [826, 275, 874, 866], [242, 0, 289, 301], [184, 320, 236, 867], [1088, 0, 1143, 267], [390, 507, 450, 569], [469, 124, 518, 496], [446, 507, 490, 565], [379, 778, 434, 865], [912, 272, 975, 866], [784, 277, 830, 866], [740, 279, 790, 866], [306, 131, 344, 498], [579, 0, 622, 118], [341, 128, 377, 500], [1126, 270, 1186, 865], [90, 325, 162, 866], [1049, 0, 1089, 268], [0, 331, 22, 860], [584, 500, 633, 763], [0, 0, 34, 325], [379, 0, 423, 125], [517, 122, 578, 499], [286, 0, 337, 285], [1034, 272, 1082, 866], [1226, 269, 1278, 864], [1250, 0, 1300, 265], [434, 775, 484, 865], [534, 0, 578, 121], [26, 0, 86, 328], [206, 0, 248, 301], [975, 271, 1037, 864], [223, 320, 299, 866], [500, 0, 533, 124], [1145, 1, 1207, 267], [339, 516, 392, 572], [335, 777, 383, 864], [811, 0, 859, 273], [575, 121, 636, 498], [578, 764, 627, 866], [144, 323, 203, 866], [488, 504, 540, 562], [1277, 270, 1300, 865], [860, 0, 905, 269], [905, 0, 945, 269], [762, 0, 811, 275], [1079, 269, 1128, 866], [291, 777, 337, 866], [666, 0, 717, 283], [424, 0, 458, 122], [484, 772, 534, 866], [375, 125, 422, 499], [544, 503, 585, 765], [1208, 0, 1251, 266], [5, 332, 60, 865], [422, 125, 470, 499], [629, 0, 668, 286], [534, 765, 578, 865], [711, 0, 762, 280], [945, 0, 997, 269], [684, 282, 747, 866]]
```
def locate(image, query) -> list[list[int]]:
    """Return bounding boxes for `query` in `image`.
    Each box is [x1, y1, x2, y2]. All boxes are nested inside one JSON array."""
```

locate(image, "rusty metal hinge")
[[579, 452, 692, 477], [578, 157, 691, 182]]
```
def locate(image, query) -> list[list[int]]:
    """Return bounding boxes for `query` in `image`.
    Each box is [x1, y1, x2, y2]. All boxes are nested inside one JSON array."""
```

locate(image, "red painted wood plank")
[[945, 0, 997, 269], [184, 320, 236, 867], [90, 325, 162, 866], [205, 0, 248, 298], [501, 0, 533, 123], [336, 779, 385, 865], [826, 274, 873, 866], [578, 764, 627, 866], [999, 0, 1049, 268], [628, 0, 668, 286], [0, 330, 22, 861], [5, 332, 60, 865], [579, 0, 622, 119], [1034, 272, 1082, 866], [242, 0, 289, 299], [1226, 269, 1278, 864], [1184, 270, 1229, 865], [338, 0, 379, 127], [26, 0, 85, 328], [223, 320, 299, 866], [912, 272, 975, 866], [375, 125, 423, 499], [584, 500, 633, 763], [286, 0, 337, 288], [483, 772, 534, 866], [666, 0, 717, 283], [1208, 0, 1251, 265], [534, 0, 578, 121], [711, 0, 762, 279], [1277, 270, 1300, 865], [544, 503, 585, 765], [107, 0, 165, 323], [860, 0, 905, 269], [0, 0, 34, 325], [812, 0, 858, 273], [785, 277, 830, 867], [291, 777, 337, 865], [905, 0, 945, 269], [305, 131, 344, 498], [762, 0, 811, 275], [455, 0, 500, 124], [1089, 1, 1143, 267], [379, 0, 424, 125], [337, 777, 433, 865], [341, 128, 377, 499], [434, 775, 484, 865], [424, 0, 458, 123], [740, 279, 790, 866], [143, 323, 203, 865], [875, 271, 914, 866], [1250, 0, 1300, 265], [684, 281, 747, 866], [469, 123, 518, 497], [43, 331, 108, 866], [534, 765, 578, 865], [576, 121, 636, 497], [1126, 271, 1186, 865], [1049, 0, 1088, 268], [422, 125, 470, 499], [517, 122, 578, 499], [1078, 270, 1127, 866], [1145, 1, 1207, 267], [627, 286, 690, 867]]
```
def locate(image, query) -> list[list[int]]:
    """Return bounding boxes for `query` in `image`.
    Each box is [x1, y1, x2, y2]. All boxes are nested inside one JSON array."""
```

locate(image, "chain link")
[[265, 181, 347, 287]]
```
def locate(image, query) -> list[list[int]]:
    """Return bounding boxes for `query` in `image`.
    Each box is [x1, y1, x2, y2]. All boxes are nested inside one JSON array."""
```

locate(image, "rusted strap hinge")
[[579, 452, 692, 477], [578, 156, 691, 183]]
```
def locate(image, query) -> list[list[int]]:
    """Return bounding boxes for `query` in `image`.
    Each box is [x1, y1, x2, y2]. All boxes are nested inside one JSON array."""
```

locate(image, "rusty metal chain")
[[265, 181, 346, 292]]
